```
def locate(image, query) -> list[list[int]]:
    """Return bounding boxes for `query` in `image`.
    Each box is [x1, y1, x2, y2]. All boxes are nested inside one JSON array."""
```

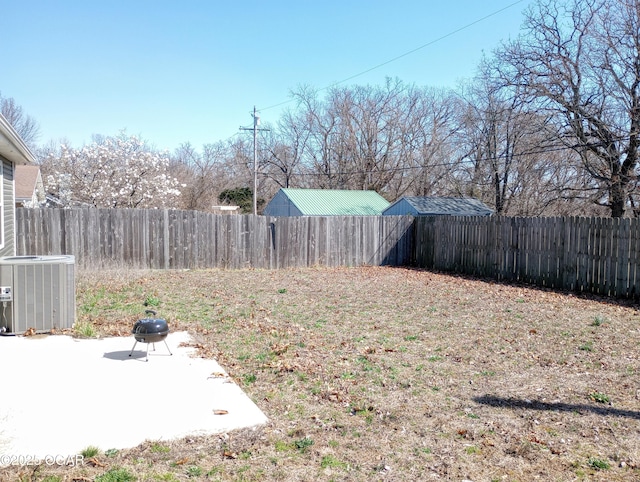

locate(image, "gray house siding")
[[0, 112, 35, 257], [0, 158, 14, 257]]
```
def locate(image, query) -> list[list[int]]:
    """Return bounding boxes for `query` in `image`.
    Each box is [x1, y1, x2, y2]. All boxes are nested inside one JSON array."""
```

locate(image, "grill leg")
[[163, 339, 173, 356], [129, 340, 138, 357], [150, 340, 173, 356], [129, 340, 150, 361]]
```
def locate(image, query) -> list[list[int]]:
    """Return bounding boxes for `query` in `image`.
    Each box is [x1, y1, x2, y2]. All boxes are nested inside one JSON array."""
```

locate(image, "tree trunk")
[[610, 177, 627, 218]]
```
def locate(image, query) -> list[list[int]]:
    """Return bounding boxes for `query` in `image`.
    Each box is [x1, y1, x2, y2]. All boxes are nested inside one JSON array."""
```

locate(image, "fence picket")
[[616, 218, 631, 297]]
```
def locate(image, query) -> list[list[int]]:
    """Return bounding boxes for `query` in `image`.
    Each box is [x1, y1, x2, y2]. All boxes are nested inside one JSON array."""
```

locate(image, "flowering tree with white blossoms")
[[43, 133, 183, 208]]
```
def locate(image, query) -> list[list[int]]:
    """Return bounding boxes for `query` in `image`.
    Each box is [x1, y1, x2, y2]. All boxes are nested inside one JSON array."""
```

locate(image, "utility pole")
[[240, 106, 269, 215]]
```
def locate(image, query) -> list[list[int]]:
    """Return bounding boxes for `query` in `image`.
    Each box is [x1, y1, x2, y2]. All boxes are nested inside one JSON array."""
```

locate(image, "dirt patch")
[[4, 266, 640, 481]]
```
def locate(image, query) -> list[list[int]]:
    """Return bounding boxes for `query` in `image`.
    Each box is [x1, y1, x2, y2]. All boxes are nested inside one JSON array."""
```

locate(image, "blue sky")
[[4, 1, 532, 153]]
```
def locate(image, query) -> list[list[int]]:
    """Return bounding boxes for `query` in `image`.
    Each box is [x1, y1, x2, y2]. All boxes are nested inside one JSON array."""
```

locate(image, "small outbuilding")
[[383, 196, 493, 217], [211, 205, 240, 215], [15, 165, 45, 208], [263, 188, 390, 216]]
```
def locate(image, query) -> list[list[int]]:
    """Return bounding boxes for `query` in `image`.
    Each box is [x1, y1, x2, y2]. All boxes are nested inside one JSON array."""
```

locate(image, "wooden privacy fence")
[[15, 208, 640, 298], [15, 208, 414, 270], [413, 215, 640, 298]]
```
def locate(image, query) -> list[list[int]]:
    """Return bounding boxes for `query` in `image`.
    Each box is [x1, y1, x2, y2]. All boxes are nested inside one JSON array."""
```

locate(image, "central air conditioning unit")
[[0, 255, 76, 334]]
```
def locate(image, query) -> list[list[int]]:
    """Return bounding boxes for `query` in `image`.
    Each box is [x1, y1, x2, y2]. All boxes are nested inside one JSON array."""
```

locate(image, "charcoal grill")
[[128, 310, 172, 361]]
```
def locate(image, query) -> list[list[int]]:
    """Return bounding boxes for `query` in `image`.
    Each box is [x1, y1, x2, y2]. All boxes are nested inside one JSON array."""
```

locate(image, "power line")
[[258, 0, 527, 113]]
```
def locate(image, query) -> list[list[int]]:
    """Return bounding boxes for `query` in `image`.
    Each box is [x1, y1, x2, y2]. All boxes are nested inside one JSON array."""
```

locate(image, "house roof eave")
[[0, 113, 36, 165]]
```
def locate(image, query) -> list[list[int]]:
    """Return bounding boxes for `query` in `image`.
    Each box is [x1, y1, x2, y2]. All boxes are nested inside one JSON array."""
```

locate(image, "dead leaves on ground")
[[222, 450, 237, 459], [179, 341, 219, 359], [85, 457, 105, 468], [270, 342, 290, 356], [207, 371, 236, 384]]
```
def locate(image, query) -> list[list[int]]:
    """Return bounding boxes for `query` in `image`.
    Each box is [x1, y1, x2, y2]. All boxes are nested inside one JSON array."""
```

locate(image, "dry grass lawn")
[[5, 266, 640, 481]]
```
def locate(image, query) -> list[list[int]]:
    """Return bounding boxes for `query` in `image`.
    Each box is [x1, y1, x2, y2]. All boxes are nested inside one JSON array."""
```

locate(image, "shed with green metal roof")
[[263, 188, 390, 216]]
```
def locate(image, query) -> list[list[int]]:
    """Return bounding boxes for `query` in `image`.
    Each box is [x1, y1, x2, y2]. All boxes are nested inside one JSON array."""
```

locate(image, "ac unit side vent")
[[0, 255, 75, 334]]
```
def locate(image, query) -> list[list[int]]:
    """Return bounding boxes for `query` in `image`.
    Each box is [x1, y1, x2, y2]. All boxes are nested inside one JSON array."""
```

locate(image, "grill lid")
[[132, 310, 169, 336]]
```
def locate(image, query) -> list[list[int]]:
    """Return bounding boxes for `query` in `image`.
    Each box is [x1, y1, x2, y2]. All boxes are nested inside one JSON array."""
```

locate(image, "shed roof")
[[385, 196, 493, 216], [276, 188, 390, 216]]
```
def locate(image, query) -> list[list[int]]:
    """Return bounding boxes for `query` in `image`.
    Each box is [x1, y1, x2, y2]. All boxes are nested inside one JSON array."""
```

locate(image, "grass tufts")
[[94, 467, 136, 482], [589, 392, 610, 404], [74, 322, 97, 338], [588, 457, 611, 470], [80, 445, 100, 458]]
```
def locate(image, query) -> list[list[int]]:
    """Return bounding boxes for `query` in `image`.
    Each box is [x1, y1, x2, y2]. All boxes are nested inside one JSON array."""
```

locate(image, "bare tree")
[[333, 79, 408, 192], [292, 85, 353, 189], [172, 138, 264, 212], [494, 0, 640, 217], [222, 136, 270, 208], [260, 108, 309, 191], [0, 92, 40, 148], [396, 86, 460, 199], [453, 65, 564, 215], [172, 142, 216, 211], [290, 79, 460, 198]]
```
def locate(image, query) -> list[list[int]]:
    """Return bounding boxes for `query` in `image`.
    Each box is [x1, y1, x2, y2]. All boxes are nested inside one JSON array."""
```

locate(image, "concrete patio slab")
[[0, 331, 267, 463]]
